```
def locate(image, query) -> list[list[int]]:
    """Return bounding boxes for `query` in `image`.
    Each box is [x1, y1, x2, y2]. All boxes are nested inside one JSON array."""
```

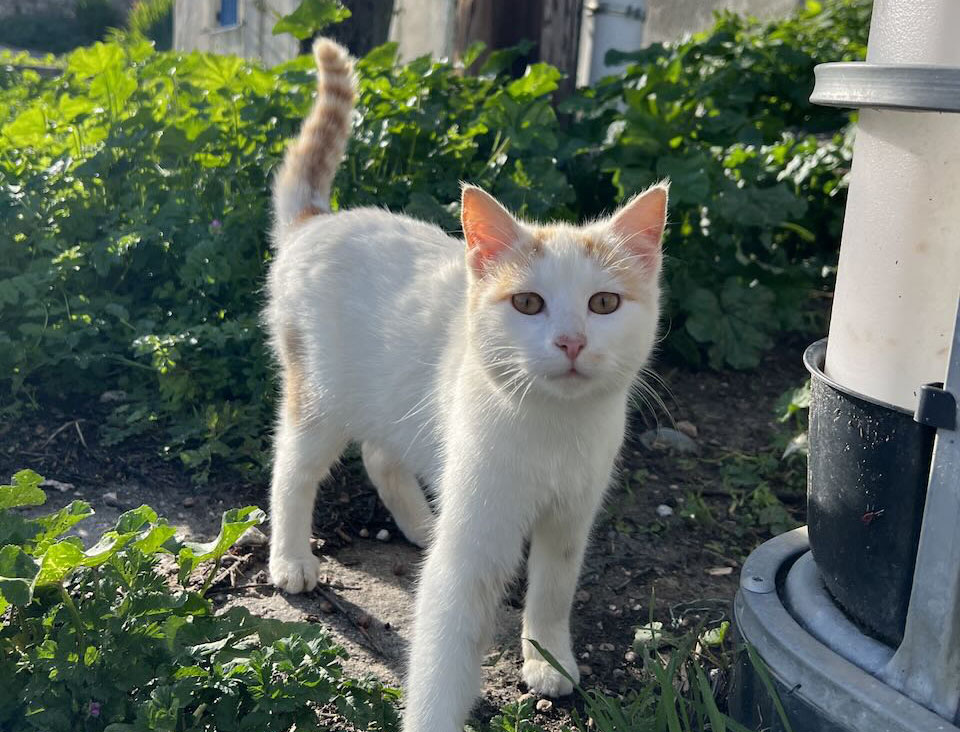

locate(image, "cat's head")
[[461, 183, 668, 402]]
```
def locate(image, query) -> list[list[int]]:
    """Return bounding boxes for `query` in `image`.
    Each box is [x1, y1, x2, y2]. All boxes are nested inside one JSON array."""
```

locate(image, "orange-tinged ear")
[[461, 185, 521, 270], [609, 183, 668, 267]]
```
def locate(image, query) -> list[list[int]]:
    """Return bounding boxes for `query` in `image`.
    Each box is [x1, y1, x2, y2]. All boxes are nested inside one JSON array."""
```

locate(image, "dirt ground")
[[1, 334, 811, 728]]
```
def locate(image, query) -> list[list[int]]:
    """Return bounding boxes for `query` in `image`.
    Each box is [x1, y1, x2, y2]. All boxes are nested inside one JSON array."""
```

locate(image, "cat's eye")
[[588, 292, 621, 314], [512, 292, 544, 315]]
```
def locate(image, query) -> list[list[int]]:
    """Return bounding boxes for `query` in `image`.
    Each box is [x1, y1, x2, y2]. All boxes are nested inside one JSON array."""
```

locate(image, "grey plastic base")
[[731, 528, 958, 732]]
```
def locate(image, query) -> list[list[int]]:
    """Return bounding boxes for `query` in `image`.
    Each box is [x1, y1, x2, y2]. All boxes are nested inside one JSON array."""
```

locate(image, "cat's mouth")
[[554, 367, 587, 380]]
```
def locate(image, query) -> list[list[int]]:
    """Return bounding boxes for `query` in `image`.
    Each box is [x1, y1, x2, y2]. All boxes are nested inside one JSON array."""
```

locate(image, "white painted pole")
[[824, 0, 960, 411], [576, 0, 647, 87]]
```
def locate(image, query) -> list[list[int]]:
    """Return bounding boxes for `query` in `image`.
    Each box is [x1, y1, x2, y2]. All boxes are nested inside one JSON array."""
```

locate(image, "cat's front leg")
[[521, 494, 602, 696], [403, 493, 528, 732]]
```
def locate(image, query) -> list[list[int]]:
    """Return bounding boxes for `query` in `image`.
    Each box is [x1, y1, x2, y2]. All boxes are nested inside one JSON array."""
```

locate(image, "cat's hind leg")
[[269, 336, 347, 593], [361, 442, 434, 547], [269, 415, 347, 593]]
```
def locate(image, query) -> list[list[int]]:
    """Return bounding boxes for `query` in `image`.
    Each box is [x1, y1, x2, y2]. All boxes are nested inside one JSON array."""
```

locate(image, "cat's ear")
[[461, 185, 522, 271], [608, 182, 669, 268]]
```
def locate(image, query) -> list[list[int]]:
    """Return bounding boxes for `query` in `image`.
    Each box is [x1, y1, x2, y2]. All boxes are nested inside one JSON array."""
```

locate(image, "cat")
[[266, 38, 668, 732]]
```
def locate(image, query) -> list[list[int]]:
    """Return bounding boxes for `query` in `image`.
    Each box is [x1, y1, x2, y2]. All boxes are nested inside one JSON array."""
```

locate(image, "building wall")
[[174, 0, 300, 66], [390, 0, 805, 63], [389, 0, 456, 61], [643, 0, 804, 45]]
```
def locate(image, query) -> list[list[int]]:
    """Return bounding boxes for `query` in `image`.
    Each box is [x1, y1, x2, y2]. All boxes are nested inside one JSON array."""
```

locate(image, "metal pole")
[[880, 296, 960, 722]]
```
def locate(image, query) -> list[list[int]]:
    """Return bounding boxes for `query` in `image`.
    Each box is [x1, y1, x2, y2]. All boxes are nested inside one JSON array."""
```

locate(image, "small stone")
[[359, 528, 370, 538], [376, 529, 391, 542], [41, 478, 74, 493], [99, 390, 128, 403], [585, 643, 594, 652], [624, 651, 637, 663], [608, 604, 617, 611], [102, 491, 120, 507], [575, 589, 591, 603], [656, 504, 674, 518], [535, 699, 553, 713], [518, 692, 534, 703], [580, 651, 590, 659], [182, 496, 196, 508], [598, 643, 615, 652], [639, 428, 699, 454], [578, 663, 593, 676], [318, 600, 335, 614], [676, 420, 698, 438], [235, 526, 268, 547]]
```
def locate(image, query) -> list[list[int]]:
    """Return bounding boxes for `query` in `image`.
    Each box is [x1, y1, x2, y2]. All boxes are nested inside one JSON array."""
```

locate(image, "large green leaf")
[[506, 64, 562, 99], [0, 544, 40, 614], [685, 279, 778, 369], [272, 0, 351, 40], [0, 470, 46, 510], [28, 500, 93, 555], [177, 506, 265, 583]]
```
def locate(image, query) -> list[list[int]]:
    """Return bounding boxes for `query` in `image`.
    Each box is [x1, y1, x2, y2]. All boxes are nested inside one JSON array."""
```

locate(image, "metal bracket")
[[811, 63, 960, 113], [916, 383, 956, 430], [880, 297, 960, 723]]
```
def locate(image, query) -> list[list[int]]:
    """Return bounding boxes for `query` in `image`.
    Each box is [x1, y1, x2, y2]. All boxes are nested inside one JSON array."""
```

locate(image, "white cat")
[[266, 39, 667, 732]]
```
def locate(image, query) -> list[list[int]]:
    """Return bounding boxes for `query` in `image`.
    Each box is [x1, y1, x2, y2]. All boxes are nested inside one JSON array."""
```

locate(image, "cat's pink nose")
[[555, 334, 586, 361]]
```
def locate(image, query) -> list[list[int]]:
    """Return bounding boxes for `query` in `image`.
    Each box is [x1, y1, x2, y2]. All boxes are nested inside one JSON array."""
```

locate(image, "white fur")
[[265, 197, 663, 731]]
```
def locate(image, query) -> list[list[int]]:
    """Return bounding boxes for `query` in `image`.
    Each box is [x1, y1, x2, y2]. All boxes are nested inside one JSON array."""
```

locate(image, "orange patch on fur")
[[293, 205, 325, 227], [282, 328, 307, 423], [579, 232, 657, 304]]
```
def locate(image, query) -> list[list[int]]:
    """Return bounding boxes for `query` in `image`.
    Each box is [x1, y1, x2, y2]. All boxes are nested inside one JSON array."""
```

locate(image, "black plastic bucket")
[[804, 339, 935, 646]]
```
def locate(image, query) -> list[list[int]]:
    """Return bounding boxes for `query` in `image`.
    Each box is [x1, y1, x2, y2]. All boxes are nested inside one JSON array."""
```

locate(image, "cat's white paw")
[[522, 658, 579, 697], [269, 553, 322, 594]]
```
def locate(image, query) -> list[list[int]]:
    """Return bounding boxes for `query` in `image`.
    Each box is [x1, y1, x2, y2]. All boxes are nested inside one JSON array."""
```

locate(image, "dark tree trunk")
[[455, 0, 541, 74], [453, 0, 581, 95], [538, 0, 581, 95], [324, 0, 396, 57]]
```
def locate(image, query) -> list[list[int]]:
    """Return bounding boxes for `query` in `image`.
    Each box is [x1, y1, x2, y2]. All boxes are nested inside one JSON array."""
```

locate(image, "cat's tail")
[[272, 38, 355, 234]]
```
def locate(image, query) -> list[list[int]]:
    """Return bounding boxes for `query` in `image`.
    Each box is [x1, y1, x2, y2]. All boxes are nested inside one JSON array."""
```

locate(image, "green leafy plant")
[[0, 470, 400, 731], [1, 0, 869, 480], [524, 620, 752, 732], [565, 0, 866, 367]]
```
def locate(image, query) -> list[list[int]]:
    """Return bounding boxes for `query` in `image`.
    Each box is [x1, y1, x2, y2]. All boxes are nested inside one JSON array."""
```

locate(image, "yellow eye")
[[588, 292, 621, 314], [511, 292, 545, 315]]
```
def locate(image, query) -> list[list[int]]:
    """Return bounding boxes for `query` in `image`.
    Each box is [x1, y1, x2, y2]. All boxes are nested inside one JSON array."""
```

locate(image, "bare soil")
[[1, 335, 811, 729]]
